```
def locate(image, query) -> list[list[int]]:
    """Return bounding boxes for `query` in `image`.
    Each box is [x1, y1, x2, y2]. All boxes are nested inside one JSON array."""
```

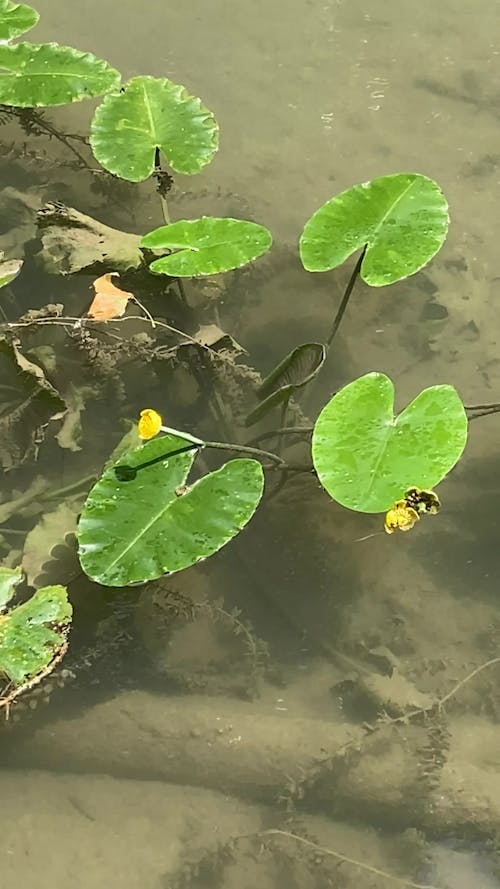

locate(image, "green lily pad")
[[312, 372, 467, 513], [90, 75, 218, 181], [142, 217, 272, 277], [0, 584, 72, 684], [0, 565, 22, 610], [0, 42, 120, 106], [78, 435, 264, 586], [0, 0, 38, 43], [300, 173, 449, 285]]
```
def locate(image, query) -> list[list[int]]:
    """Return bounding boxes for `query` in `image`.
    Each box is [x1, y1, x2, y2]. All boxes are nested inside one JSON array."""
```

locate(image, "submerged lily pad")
[[0, 0, 39, 43], [142, 217, 272, 277], [0, 337, 66, 471], [0, 565, 22, 610], [312, 372, 467, 513], [0, 254, 22, 287], [22, 501, 81, 588], [300, 173, 449, 285], [90, 75, 218, 180], [0, 583, 72, 685], [78, 435, 264, 586]]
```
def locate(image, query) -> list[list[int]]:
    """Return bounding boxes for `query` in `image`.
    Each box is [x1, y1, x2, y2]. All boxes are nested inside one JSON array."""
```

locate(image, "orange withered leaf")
[[87, 272, 133, 321]]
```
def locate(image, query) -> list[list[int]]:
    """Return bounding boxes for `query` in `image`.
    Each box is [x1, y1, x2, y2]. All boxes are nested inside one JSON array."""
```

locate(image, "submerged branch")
[[260, 830, 441, 889]]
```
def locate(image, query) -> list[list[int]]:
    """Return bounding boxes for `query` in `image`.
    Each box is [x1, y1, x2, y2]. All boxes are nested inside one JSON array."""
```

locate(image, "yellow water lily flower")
[[384, 501, 420, 534], [384, 485, 441, 534], [138, 408, 162, 440]]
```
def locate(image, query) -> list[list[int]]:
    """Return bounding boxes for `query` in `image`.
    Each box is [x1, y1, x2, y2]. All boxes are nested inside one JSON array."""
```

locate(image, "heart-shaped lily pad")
[[78, 435, 264, 585], [90, 75, 218, 180], [300, 172, 449, 286], [312, 372, 467, 513], [142, 217, 272, 277]]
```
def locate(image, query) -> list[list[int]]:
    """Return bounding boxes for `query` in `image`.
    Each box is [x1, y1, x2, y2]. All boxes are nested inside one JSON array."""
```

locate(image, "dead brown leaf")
[[87, 272, 133, 321]]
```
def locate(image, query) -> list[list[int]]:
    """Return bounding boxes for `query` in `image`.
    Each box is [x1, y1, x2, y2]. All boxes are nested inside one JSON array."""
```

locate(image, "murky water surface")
[[2, 1, 500, 887]]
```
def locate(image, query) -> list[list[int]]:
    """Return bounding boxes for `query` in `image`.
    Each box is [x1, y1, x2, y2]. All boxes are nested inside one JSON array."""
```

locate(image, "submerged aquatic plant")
[[0, 565, 72, 711], [76, 373, 468, 587]]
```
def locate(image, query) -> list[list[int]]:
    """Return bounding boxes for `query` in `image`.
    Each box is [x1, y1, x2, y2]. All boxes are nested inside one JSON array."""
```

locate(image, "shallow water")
[[2, 0, 500, 887]]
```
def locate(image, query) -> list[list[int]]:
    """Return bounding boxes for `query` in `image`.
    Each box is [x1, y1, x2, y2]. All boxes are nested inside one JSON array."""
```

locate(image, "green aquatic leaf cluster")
[[77, 375, 467, 585], [0, 5, 449, 280], [0, 3, 469, 593]]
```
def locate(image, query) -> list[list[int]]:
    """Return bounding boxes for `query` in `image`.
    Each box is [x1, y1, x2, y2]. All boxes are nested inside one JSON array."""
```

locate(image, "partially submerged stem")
[[114, 436, 298, 481], [42, 474, 97, 502], [327, 244, 367, 348], [204, 439, 286, 468], [152, 147, 189, 307], [276, 396, 291, 455], [245, 426, 314, 448], [153, 147, 171, 225], [465, 401, 500, 411], [467, 403, 500, 420]]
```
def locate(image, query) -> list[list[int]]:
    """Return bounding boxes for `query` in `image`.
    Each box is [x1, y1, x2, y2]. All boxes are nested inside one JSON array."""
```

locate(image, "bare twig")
[[131, 296, 156, 329], [437, 656, 500, 709], [1, 314, 200, 346]]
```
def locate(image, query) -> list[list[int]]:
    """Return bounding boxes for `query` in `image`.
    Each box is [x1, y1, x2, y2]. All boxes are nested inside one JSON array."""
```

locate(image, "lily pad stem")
[[204, 440, 286, 467], [41, 474, 97, 502], [327, 244, 368, 347], [245, 425, 314, 448], [154, 147, 171, 225], [115, 439, 292, 480], [153, 148, 188, 306], [466, 402, 500, 420]]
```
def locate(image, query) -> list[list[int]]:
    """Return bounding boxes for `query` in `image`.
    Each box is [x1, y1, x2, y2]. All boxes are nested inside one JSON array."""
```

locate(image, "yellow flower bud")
[[138, 408, 162, 440]]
